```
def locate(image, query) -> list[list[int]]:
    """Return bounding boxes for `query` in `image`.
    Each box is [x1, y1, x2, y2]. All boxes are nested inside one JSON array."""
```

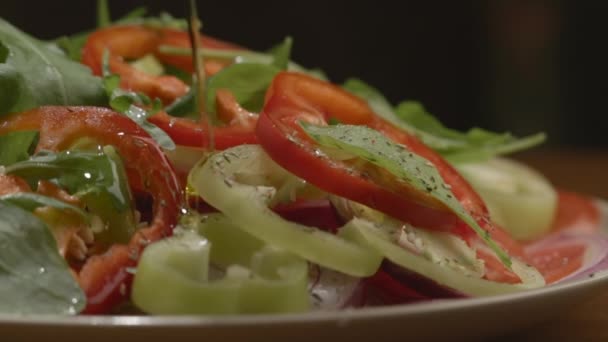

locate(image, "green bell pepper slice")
[[188, 144, 383, 277], [131, 214, 310, 315]]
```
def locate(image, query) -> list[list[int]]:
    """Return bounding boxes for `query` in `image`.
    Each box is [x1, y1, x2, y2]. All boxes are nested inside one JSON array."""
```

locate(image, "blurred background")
[[2, 0, 607, 148]]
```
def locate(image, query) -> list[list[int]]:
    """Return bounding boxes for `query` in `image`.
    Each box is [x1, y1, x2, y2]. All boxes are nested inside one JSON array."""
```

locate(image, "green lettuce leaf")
[[268, 36, 293, 70], [4, 147, 136, 243], [0, 201, 86, 314], [0, 130, 39, 166], [0, 18, 106, 116], [343, 78, 545, 163], [205, 62, 281, 115], [0, 192, 88, 221]]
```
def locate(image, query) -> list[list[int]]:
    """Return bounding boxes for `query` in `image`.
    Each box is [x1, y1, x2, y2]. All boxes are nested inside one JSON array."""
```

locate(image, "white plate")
[[2, 199, 608, 342]]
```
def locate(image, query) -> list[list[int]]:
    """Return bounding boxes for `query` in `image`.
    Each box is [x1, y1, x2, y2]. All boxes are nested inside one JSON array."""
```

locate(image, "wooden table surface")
[[499, 148, 608, 340]]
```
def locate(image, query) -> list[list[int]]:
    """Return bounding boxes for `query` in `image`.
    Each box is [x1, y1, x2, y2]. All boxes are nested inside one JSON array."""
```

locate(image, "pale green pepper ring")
[[131, 216, 310, 315]]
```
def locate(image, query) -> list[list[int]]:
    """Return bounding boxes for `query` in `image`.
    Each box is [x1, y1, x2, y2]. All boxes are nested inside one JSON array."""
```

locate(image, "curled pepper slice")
[[82, 25, 241, 104], [256, 72, 526, 281], [131, 215, 310, 314], [0, 106, 183, 313]]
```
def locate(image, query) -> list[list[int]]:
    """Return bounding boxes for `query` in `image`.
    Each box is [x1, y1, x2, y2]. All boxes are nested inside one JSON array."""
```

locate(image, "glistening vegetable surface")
[[0, 2, 607, 319]]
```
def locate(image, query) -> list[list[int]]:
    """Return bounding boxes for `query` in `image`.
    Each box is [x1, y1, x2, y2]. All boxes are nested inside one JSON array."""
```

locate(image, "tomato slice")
[[550, 191, 601, 234], [0, 106, 183, 313], [82, 25, 188, 104], [148, 111, 257, 150], [256, 72, 524, 265], [82, 25, 242, 104], [0, 174, 31, 196], [82, 24, 257, 153], [526, 243, 585, 284], [522, 191, 602, 284]]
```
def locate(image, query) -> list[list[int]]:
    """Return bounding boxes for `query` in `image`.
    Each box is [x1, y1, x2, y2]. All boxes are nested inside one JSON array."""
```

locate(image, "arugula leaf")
[[268, 36, 293, 70], [0, 130, 39, 166], [4, 147, 137, 244], [0, 193, 88, 221], [0, 18, 106, 116], [3, 148, 131, 210], [101, 50, 176, 150], [300, 122, 512, 268], [0, 201, 86, 314], [343, 78, 545, 163], [205, 62, 281, 115], [166, 87, 196, 119]]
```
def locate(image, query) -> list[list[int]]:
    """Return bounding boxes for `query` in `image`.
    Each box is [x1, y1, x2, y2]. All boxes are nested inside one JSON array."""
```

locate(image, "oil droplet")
[[168, 118, 177, 128]]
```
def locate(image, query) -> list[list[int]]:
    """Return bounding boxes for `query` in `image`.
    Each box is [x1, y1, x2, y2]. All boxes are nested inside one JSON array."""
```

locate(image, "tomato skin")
[[82, 25, 243, 105], [258, 73, 514, 236], [82, 26, 188, 105], [0, 174, 31, 196], [0, 106, 183, 314], [520, 191, 602, 284], [148, 111, 257, 149], [549, 191, 601, 233], [256, 108, 462, 231]]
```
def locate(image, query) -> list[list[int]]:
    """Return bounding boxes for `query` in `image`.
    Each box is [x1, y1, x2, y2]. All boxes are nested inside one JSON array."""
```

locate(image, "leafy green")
[[0, 18, 106, 116], [166, 86, 197, 119], [268, 36, 293, 70], [0, 130, 39, 166], [300, 122, 512, 268], [101, 51, 176, 150], [205, 63, 281, 115], [4, 147, 136, 243], [0, 201, 86, 314], [0, 193, 88, 221], [4, 148, 130, 210], [135, 12, 188, 31], [343, 78, 545, 163], [129, 54, 165, 76]]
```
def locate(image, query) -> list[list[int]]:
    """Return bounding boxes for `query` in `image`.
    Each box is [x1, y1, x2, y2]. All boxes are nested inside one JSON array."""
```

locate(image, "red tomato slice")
[[82, 25, 243, 105], [256, 72, 525, 284], [522, 191, 602, 284], [148, 111, 257, 149], [550, 191, 601, 234], [0, 106, 183, 313], [82, 25, 188, 104], [526, 243, 585, 284], [0, 174, 31, 196]]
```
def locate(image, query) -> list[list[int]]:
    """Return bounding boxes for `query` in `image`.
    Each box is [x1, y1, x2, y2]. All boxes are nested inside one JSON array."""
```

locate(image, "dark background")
[[2, 1, 607, 147]]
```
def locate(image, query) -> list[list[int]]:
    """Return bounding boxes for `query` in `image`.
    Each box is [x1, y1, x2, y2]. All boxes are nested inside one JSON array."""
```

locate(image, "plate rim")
[[2, 196, 608, 328]]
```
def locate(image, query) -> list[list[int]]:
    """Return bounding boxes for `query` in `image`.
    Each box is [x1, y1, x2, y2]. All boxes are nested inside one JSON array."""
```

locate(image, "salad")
[[0, 1, 605, 316]]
